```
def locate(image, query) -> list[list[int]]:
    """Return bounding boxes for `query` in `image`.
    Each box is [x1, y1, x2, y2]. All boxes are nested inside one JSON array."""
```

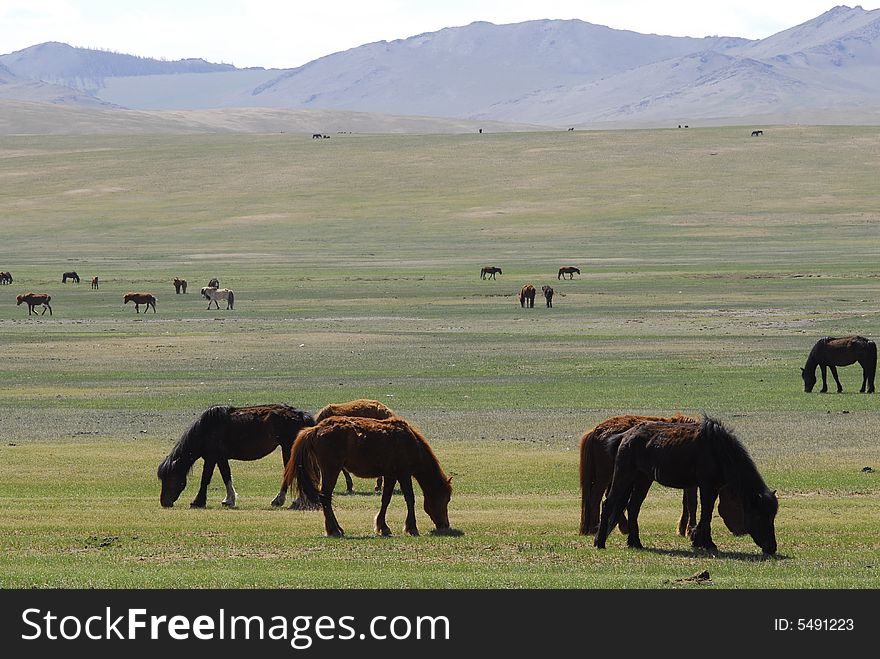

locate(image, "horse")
[[579, 414, 699, 537], [519, 284, 536, 308], [541, 285, 554, 308], [751, 130, 764, 137], [594, 417, 778, 555], [480, 266, 502, 280], [558, 266, 580, 280], [201, 286, 235, 310], [207, 278, 219, 288], [123, 292, 157, 313], [801, 336, 876, 393], [90, 276, 99, 290], [283, 416, 452, 537], [158, 404, 315, 509], [314, 399, 396, 493], [0, 271, 12, 284], [16, 293, 52, 316], [62, 271, 80, 283], [173, 277, 187, 294]]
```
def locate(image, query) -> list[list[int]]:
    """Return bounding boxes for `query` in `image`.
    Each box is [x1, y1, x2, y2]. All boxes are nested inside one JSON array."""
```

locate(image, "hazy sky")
[[0, 1, 874, 68]]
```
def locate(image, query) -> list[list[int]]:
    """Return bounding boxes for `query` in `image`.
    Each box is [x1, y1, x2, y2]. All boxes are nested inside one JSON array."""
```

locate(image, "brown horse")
[[480, 266, 502, 280], [594, 417, 778, 555], [801, 336, 876, 393], [123, 292, 157, 313], [579, 414, 698, 536], [90, 276, 99, 290], [173, 277, 187, 294], [283, 416, 452, 537], [158, 404, 315, 508], [558, 266, 580, 280], [314, 399, 396, 493], [16, 293, 52, 316], [541, 285, 554, 308], [519, 284, 536, 308]]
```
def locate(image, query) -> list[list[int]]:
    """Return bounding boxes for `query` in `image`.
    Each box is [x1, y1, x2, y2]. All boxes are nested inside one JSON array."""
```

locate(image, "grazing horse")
[[314, 399, 396, 493], [0, 271, 12, 284], [801, 336, 876, 393], [579, 414, 699, 537], [201, 286, 235, 310], [16, 293, 52, 316], [90, 276, 99, 290], [283, 416, 452, 537], [207, 278, 219, 288], [558, 266, 580, 280], [173, 277, 188, 294], [519, 284, 536, 308], [62, 271, 80, 283], [542, 285, 554, 308], [480, 266, 502, 280], [751, 130, 764, 136], [123, 292, 157, 313], [594, 417, 778, 555], [158, 404, 315, 509]]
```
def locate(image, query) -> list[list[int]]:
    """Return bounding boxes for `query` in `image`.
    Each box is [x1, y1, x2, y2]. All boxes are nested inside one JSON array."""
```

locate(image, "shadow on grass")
[[640, 546, 790, 562]]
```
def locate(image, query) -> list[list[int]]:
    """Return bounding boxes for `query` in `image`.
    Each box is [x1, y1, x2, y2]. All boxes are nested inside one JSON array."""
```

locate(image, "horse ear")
[[447, 476, 453, 484]]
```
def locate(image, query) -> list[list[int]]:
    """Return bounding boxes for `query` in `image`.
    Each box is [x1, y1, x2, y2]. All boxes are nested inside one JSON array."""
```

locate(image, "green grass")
[[0, 126, 878, 587]]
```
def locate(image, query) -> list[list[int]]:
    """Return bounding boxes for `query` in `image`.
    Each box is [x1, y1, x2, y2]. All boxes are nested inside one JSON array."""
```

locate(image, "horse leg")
[[218, 458, 237, 507], [399, 475, 419, 536], [678, 487, 697, 537], [690, 485, 719, 552], [374, 477, 397, 536], [342, 468, 354, 493], [594, 472, 635, 548], [829, 365, 843, 393], [190, 459, 215, 508], [271, 443, 292, 507], [819, 364, 828, 392], [375, 477, 383, 492], [319, 469, 344, 537], [624, 475, 653, 549]]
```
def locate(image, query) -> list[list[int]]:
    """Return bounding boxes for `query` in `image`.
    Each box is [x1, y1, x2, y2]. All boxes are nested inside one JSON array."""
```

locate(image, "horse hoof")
[[270, 497, 284, 508], [327, 529, 344, 538], [376, 528, 392, 537], [627, 539, 644, 549], [222, 501, 236, 508], [190, 501, 206, 509], [405, 528, 420, 537]]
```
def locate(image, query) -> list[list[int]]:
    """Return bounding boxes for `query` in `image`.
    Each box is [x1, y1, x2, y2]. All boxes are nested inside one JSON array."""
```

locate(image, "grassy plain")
[[0, 126, 878, 587]]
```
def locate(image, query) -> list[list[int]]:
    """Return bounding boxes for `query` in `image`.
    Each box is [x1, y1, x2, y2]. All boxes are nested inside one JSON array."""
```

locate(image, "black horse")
[[157, 404, 314, 508], [801, 336, 876, 393], [594, 417, 778, 555], [541, 285, 554, 308], [480, 266, 502, 280], [62, 271, 80, 283]]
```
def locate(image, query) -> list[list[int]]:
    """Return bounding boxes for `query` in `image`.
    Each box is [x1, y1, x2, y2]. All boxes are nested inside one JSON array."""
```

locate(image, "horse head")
[[157, 456, 188, 507], [801, 367, 816, 392], [423, 476, 452, 530], [742, 489, 778, 555]]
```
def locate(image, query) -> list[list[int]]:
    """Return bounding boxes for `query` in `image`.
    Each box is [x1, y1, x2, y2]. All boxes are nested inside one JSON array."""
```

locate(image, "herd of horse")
[[482, 265, 574, 309]]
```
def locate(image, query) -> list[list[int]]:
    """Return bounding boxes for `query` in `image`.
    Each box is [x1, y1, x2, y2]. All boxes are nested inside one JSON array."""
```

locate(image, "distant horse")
[[90, 276, 99, 290], [594, 417, 778, 555], [283, 416, 452, 537], [201, 286, 235, 310], [801, 336, 876, 393], [123, 292, 157, 313], [542, 285, 554, 308], [62, 271, 80, 283], [173, 277, 187, 294], [16, 293, 52, 316], [0, 271, 12, 284], [558, 266, 580, 280], [480, 266, 502, 280], [158, 404, 315, 509], [207, 278, 219, 288], [751, 130, 764, 137], [579, 413, 699, 536], [519, 284, 536, 308], [314, 399, 396, 493]]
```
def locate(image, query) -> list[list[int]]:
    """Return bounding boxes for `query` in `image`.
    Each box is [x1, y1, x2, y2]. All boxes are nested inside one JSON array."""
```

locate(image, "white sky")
[[0, 1, 875, 69]]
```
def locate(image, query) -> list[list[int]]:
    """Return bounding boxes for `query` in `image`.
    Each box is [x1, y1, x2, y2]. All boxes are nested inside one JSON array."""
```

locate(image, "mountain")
[[1, 6, 879, 131]]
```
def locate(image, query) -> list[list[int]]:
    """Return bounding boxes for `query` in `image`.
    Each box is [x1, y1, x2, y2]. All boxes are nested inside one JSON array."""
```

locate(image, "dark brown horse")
[[801, 336, 876, 393], [558, 266, 580, 280], [480, 266, 502, 280], [579, 414, 698, 537], [123, 292, 157, 313], [90, 276, 99, 290], [16, 292, 52, 316], [541, 285, 554, 308], [0, 271, 12, 284], [594, 417, 778, 555], [173, 277, 188, 294], [157, 404, 315, 508], [62, 271, 80, 283], [519, 284, 536, 308], [283, 416, 452, 537], [207, 278, 219, 288], [314, 399, 396, 493]]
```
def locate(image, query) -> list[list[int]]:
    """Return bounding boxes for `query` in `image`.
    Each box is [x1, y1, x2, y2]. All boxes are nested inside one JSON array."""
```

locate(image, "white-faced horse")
[[201, 286, 235, 310]]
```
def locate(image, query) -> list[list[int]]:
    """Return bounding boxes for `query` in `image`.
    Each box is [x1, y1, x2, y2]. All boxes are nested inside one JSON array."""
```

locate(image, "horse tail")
[[284, 426, 322, 509], [228, 290, 234, 309]]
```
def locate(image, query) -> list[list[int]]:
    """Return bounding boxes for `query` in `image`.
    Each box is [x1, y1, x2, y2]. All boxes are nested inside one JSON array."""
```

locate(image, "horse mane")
[[699, 416, 768, 497], [157, 405, 232, 478], [403, 420, 452, 498]]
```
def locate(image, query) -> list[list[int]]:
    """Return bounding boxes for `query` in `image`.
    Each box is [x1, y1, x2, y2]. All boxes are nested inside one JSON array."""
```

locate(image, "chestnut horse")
[[801, 336, 876, 393], [283, 416, 452, 537], [314, 399, 396, 493], [594, 417, 778, 555], [519, 284, 536, 308], [91, 276, 99, 290], [558, 266, 580, 279], [173, 277, 188, 294], [16, 293, 52, 316], [158, 404, 315, 508], [124, 292, 157, 313], [480, 266, 502, 280], [579, 414, 698, 537]]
